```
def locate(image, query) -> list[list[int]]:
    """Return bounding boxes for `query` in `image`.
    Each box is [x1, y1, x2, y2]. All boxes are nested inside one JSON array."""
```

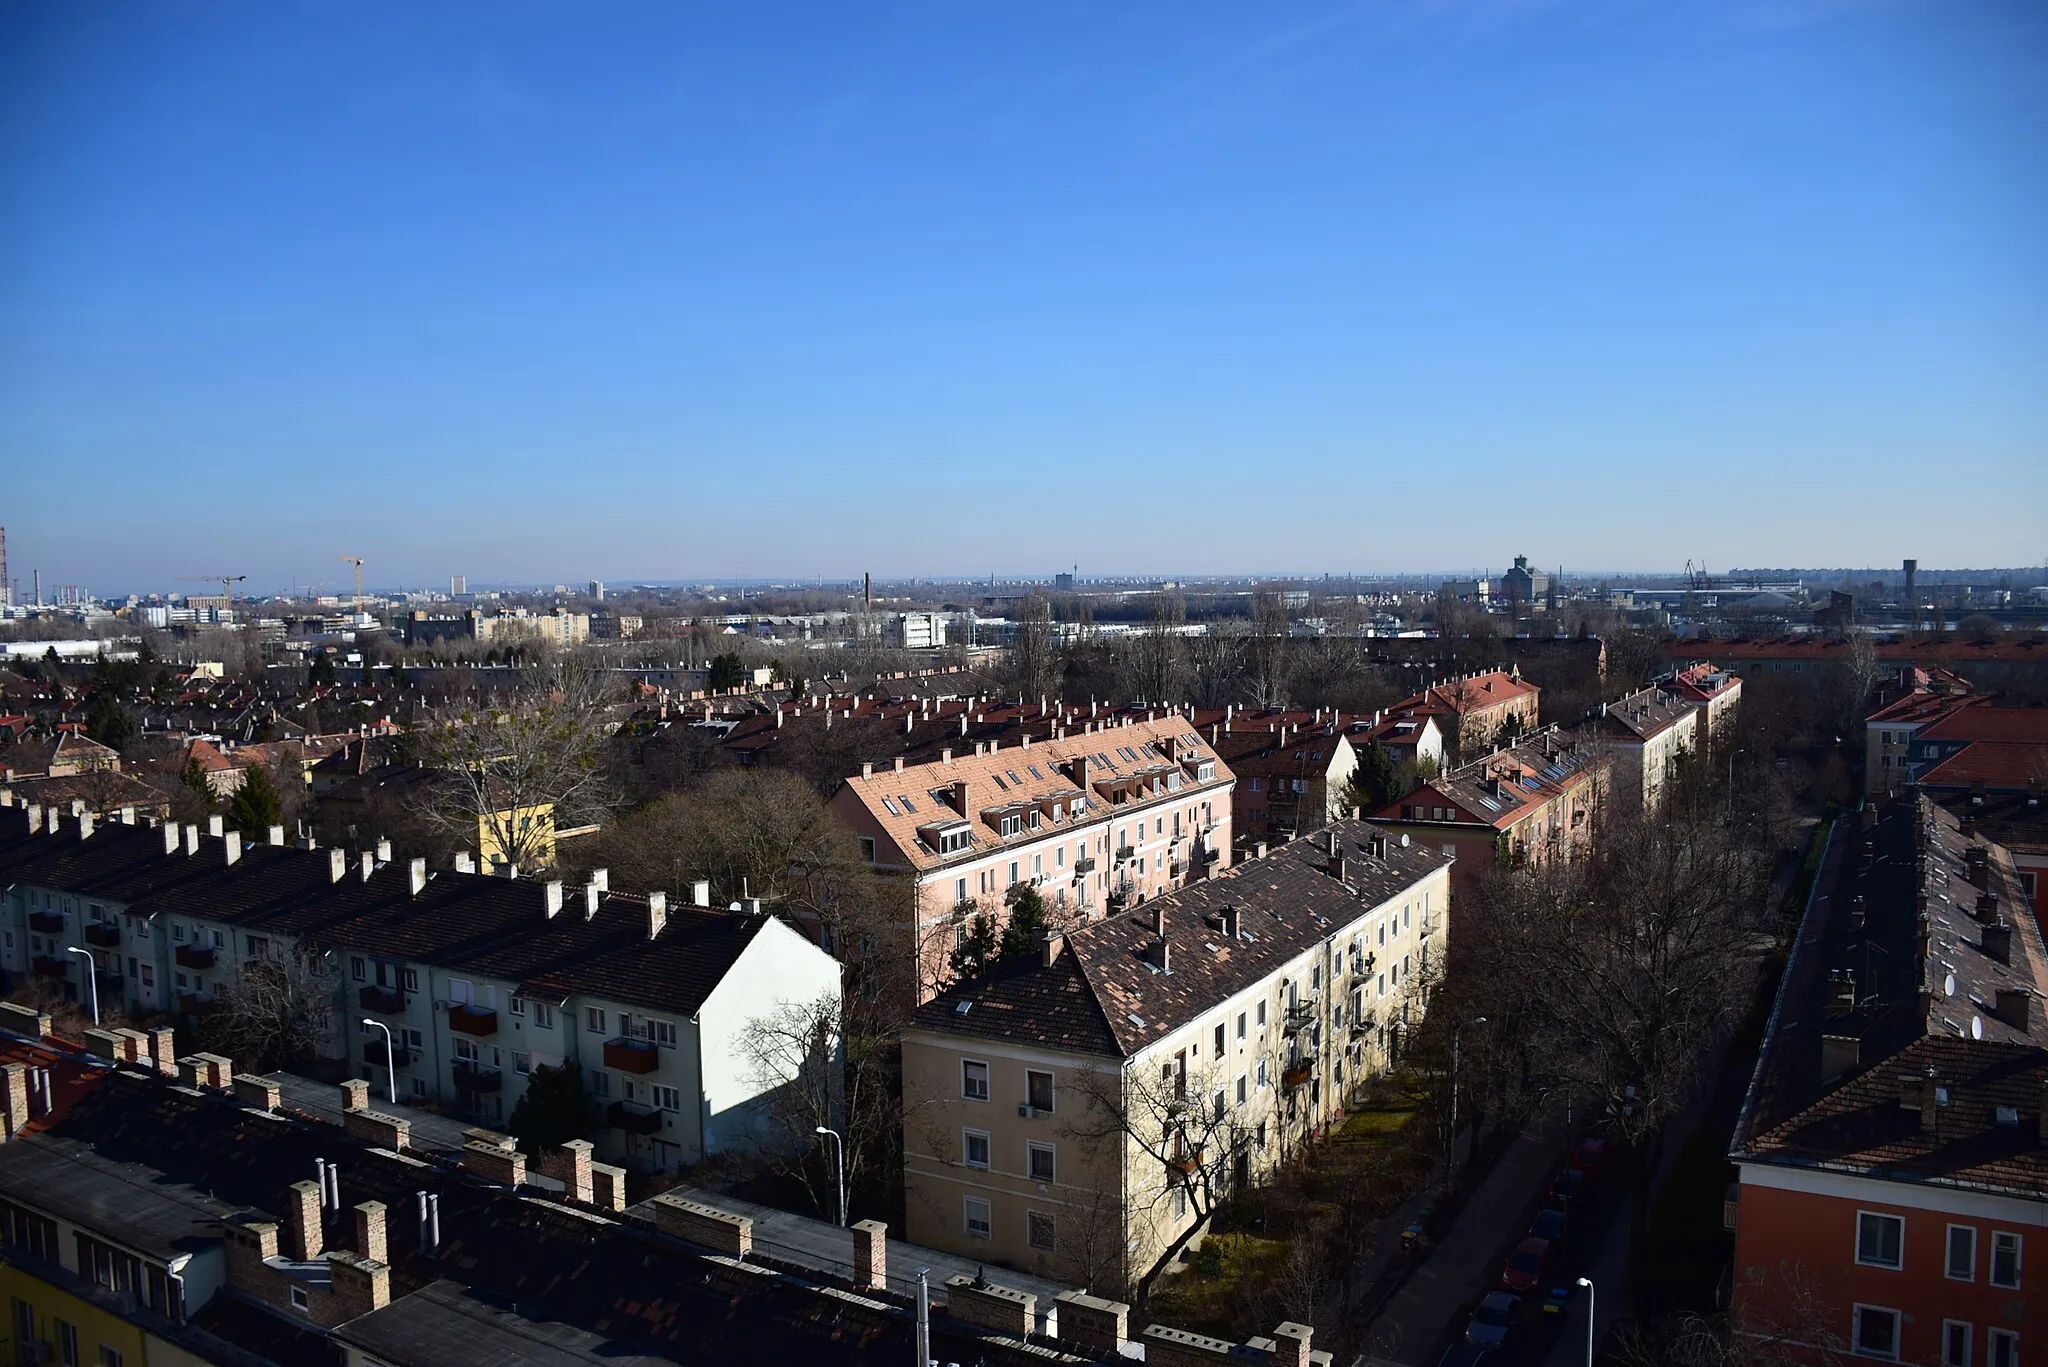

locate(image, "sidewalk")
[[1355, 1105, 1570, 1365]]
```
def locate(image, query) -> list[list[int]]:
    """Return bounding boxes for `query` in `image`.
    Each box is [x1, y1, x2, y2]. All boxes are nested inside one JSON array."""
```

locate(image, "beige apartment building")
[[1597, 684, 1699, 812], [899, 824, 1450, 1292], [832, 712, 1235, 1000]]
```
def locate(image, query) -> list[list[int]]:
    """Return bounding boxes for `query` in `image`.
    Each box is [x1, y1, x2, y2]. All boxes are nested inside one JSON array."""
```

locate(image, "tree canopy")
[[508, 1061, 604, 1150]]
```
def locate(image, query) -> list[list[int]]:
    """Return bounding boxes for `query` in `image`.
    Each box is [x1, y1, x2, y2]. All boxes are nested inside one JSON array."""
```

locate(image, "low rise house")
[[1213, 727, 1355, 843], [1667, 660, 1743, 746], [900, 824, 1449, 1290], [0, 805, 839, 1173], [832, 712, 1234, 1001], [1730, 799, 2045, 1365], [1863, 667, 1981, 796]]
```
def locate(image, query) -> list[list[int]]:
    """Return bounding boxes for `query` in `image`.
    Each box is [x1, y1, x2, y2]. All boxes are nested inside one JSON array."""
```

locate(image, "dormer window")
[[924, 820, 973, 855], [1028, 809, 1043, 830], [1000, 814, 1022, 838]]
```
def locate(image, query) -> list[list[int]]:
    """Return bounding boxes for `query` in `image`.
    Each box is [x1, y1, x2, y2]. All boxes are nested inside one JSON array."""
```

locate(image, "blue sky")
[[2, 0, 2043, 593]]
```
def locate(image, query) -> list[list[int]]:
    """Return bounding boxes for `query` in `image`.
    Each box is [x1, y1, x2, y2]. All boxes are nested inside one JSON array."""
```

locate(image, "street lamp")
[[815, 1125, 846, 1227], [1448, 1015, 1486, 1178], [1576, 1276, 1595, 1366], [1726, 746, 1746, 810], [65, 946, 99, 1025], [362, 1018, 398, 1106]]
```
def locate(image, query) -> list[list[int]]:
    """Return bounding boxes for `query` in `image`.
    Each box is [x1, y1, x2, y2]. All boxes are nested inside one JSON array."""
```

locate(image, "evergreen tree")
[[308, 651, 337, 687], [707, 653, 747, 691], [1345, 741, 1402, 814], [228, 763, 285, 837], [948, 908, 1000, 985], [86, 693, 138, 752], [999, 885, 1052, 962], [508, 1061, 603, 1150], [182, 756, 218, 810]]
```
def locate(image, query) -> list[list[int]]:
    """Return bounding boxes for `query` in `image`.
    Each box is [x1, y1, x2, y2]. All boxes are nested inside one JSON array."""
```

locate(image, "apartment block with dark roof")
[[899, 823, 1449, 1290], [0, 802, 841, 1175], [1594, 683, 1700, 813], [1730, 798, 2046, 1365]]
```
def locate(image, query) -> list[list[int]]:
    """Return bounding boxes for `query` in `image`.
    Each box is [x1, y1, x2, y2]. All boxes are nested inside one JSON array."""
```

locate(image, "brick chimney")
[[1983, 922, 2013, 965], [1, 1063, 29, 1139], [1899, 1074, 1939, 1133], [353, 1200, 387, 1263], [851, 1219, 888, 1290], [339, 1079, 370, 1114], [1270, 1322, 1314, 1367], [151, 1026, 177, 1077], [559, 1139, 595, 1204], [283, 1180, 324, 1261], [1993, 988, 2034, 1033]]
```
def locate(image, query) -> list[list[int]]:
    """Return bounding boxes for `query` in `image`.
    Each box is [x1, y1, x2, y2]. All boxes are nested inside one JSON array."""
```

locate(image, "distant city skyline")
[[3, 1, 2043, 587]]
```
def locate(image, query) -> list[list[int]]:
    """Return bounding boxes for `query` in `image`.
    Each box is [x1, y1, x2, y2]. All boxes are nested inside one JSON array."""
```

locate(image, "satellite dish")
[[1972, 1016, 1983, 1040], [1944, 972, 1957, 997]]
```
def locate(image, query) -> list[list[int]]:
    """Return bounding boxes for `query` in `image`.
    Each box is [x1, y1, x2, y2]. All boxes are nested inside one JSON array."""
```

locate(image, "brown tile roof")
[[1598, 685, 1695, 742], [1368, 730, 1601, 833], [911, 821, 1449, 1058]]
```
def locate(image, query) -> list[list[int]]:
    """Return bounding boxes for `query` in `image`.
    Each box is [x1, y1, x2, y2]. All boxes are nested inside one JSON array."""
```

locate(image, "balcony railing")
[[453, 1061, 503, 1093], [1165, 1148, 1203, 1177], [358, 984, 404, 1014], [83, 923, 121, 948], [364, 1041, 415, 1069], [175, 992, 206, 1015], [1115, 845, 1135, 862], [447, 1004, 498, 1038], [1282, 1062, 1314, 1090], [31, 955, 67, 978], [28, 910, 64, 933], [176, 944, 216, 970], [1282, 1004, 1316, 1037], [1072, 857, 1096, 875], [603, 1038, 660, 1074], [607, 1100, 663, 1135]]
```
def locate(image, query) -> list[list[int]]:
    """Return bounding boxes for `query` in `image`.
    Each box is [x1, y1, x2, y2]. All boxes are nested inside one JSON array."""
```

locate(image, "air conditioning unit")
[[1017, 1104, 1031, 1117]]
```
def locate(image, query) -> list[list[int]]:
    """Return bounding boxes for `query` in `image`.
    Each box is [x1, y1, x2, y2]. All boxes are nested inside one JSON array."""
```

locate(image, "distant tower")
[[451, 575, 467, 596], [863, 572, 872, 610], [589, 580, 605, 601], [0, 525, 8, 607], [1903, 558, 1919, 632]]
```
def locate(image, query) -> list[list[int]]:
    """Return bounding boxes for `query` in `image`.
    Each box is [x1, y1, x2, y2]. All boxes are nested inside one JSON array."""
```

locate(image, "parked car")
[[1542, 1283, 1577, 1319], [1501, 1236, 1553, 1292], [1548, 1167, 1586, 1205], [1571, 1137, 1612, 1176], [1437, 1345, 1496, 1367], [1529, 1206, 1568, 1246], [1467, 1291, 1520, 1348]]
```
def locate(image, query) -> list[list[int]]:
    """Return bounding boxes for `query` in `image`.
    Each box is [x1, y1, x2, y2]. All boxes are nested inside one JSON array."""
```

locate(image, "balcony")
[[31, 955, 68, 979], [1282, 1004, 1316, 1037], [176, 992, 206, 1015], [453, 1061, 503, 1093], [1165, 1148, 1203, 1177], [448, 1004, 498, 1038], [28, 910, 64, 934], [358, 984, 404, 1014], [1282, 1062, 1314, 1090], [1115, 845, 1135, 862], [1072, 857, 1096, 876], [604, 1038, 660, 1074], [83, 923, 121, 948], [176, 944, 216, 970], [364, 1041, 415, 1070], [608, 1100, 663, 1135]]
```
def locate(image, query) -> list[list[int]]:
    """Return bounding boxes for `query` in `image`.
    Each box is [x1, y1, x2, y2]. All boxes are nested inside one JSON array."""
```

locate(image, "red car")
[[1571, 1138, 1612, 1176], [1500, 1236, 1552, 1292]]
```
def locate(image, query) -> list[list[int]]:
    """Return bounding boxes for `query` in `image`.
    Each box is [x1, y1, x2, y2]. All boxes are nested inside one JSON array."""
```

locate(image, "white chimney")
[[222, 831, 240, 864], [329, 848, 348, 883], [647, 890, 668, 940], [375, 838, 392, 863], [359, 851, 375, 882], [184, 824, 200, 856], [692, 879, 711, 907], [584, 882, 600, 919], [453, 850, 475, 874], [590, 868, 608, 892], [408, 858, 427, 896], [78, 813, 96, 840], [544, 881, 564, 918], [267, 824, 285, 845], [207, 814, 224, 838]]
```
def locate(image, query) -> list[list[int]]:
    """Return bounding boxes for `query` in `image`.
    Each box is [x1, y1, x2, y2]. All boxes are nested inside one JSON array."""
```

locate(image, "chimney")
[[647, 890, 668, 940], [284, 1180, 324, 1261], [1152, 903, 1167, 937], [952, 780, 969, 813], [544, 881, 564, 918], [329, 848, 348, 883], [1993, 988, 2033, 1033], [893, 756, 904, 773], [375, 837, 392, 863], [184, 824, 200, 856], [1976, 894, 2000, 922], [222, 830, 240, 864], [359, 851, 375, 882], [862, 761, 873, 779], [1155, 939, 1172, 975], [1966, 847, 1989, 888], [1039, 928, 1065, 967], [1270, 1323, 1314, 1367], [692, 879, 711, 907], [1222, 906, 1241, 940], [408, 858, 428, 896], [454, 850, 475, 874], [25, 804, 41, 834], [941, 747, 953, 766], [0, 1064, 29, 1139], [150, 1027, 177, 1077], [207, 814, 224, 838], [354, 1200, 388, 1264], [1983, 922, 2013, 965], [267, 824, 284, 845], [1820, 1034, 1860, 1079], [339, 1079, 369, 1114], [851, 1219, 888, 1291], [77, 812, 95, 840], [560, 1139, 595, 1204], [584, 881, 601, 919], [1255, 841, 1267, 860], [1334, 855, 1348, 884]]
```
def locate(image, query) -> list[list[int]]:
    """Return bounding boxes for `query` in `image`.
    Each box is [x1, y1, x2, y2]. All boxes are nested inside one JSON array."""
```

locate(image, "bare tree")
[[1121, 593, 1190, 705], [1013, 590, 1058, 702], [1245, 591, 1292, 710], [418, 660, 619, 871], [1825, 628, 1881, 738], [206, 943, 341, 1072]]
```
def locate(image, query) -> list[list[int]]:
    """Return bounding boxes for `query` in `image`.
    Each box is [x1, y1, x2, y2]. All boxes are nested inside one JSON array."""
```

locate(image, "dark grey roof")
[[333, 1280, 675, 1367], [0, 1120, 239, 1260]]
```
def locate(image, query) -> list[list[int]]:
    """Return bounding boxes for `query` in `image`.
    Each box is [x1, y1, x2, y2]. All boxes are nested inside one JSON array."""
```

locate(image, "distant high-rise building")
[[589, 580, 605, 601], [451, 575, 467, 596], [1054, 571, 1075, 592]]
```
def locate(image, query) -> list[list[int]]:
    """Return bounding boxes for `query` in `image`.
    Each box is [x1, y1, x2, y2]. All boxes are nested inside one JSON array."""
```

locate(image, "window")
[[508, 995, 526, 1017], [1213, 1023, 1225, 1055], [1027, 1070, 1054, 1113], [653, 1085, 681, 1112], [447, 978, 472, 1004], [403, 967, 419, 992], [1236, 1012, 1247, 1041], [1256, 1001, 1267, 1028], [1988, 1328, 2018, 1367], [1028, 1141, 1055, 1183], [288, 1285, 309, 1312], [962, 1059, 990, 1101], [588, 1070, 610, 1098], [586, 1007, 606, 1034], [1237, 1076, 1247, 1106], [411, 1077, 428, 1098], [172, 922, 185, 942], [1943, 1321, 1973, 1367], [57, 1320, 79, 1367], [1256, 1057, 1269, 1088], [651, 1019, 678, 1047], [1028, 1211, 1057, 1251], [859, 836, 876, 863], [350, 956, 366, 982], [1948, 1225, 1977, 1280], [514, 1051, 533, 1075], [97, 1350, 122, 1367], [533, 1001, 555, 1029], [1991, 1231, 2021, 1288], [964, 1197, 992, 1239], [1853, 1305, 1900, 1359], [955, 877, 968, 904]]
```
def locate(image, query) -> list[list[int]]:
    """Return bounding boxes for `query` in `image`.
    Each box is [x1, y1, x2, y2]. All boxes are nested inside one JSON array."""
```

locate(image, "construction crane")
[[337, 556, 365, 611], [178, 574, 248, 609]]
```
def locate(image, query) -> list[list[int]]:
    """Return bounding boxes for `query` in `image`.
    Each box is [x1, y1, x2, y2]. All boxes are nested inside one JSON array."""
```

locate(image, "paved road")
[[1355, 1106, 1572, 1365]]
